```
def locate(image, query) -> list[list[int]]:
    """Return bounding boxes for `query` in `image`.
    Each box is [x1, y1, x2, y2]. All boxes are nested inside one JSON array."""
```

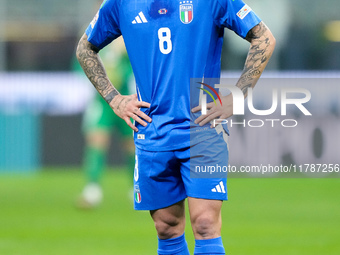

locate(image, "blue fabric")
[[194, 237, 225, 254], [85, 0, 261, 151], [133, 132, 228, 211], [158, 233, 190, 255]]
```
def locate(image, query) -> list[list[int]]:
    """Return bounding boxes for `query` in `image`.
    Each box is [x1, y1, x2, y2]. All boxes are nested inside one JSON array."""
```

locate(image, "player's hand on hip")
[[110, 94, 152, 132], [192, 93, 233, 128]]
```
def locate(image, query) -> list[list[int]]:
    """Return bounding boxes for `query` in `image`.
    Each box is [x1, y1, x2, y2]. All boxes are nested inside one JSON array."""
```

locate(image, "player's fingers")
[[198, 111, 220, 126], [192, 102, 215, 113], [210, 115, 226, 128], [194, 112, 209, 124], [191, 105, 201, 113], [135, 109, 152, 123], [207, 102, 215, 109], [194, 105, 217, 124], [131, 113, 148, 127], [124, 117, 138, 132], [136, 100, 151, 109]]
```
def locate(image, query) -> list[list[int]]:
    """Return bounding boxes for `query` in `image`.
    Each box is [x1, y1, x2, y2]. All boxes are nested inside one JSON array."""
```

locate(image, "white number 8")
[[158, 27, 172, 55]]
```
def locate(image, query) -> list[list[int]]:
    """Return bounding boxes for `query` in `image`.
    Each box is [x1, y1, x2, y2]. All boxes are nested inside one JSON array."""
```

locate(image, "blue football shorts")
[[133, 126, 229, 211]]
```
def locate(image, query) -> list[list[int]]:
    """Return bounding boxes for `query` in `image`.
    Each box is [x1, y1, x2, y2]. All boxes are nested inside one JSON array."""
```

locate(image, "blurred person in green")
[[73, 37, 135, 209]]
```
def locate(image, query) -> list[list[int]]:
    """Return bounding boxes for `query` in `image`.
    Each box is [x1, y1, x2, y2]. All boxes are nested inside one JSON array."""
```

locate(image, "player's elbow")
[[76, 34, 99, 63], [76, 36, 85, 63], [76, 35, 87, 62]]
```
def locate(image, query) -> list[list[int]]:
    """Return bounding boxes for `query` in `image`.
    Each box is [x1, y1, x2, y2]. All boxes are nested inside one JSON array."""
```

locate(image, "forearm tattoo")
[[237, 22, 273, 97], [76, 35, 119, 104]]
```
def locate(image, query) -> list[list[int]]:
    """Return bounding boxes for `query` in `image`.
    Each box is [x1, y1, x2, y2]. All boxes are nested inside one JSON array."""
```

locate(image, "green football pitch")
[[0, 168, 339, 255]]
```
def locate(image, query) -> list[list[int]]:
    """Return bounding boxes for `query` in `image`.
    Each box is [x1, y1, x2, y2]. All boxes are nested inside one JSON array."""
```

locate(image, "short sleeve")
[[212, 0, 261, 38], [85, 0, 122, 50]]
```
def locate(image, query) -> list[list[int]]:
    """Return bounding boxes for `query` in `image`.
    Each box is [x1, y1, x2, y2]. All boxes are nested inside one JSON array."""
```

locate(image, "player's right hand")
[[110, 94, 152, 132]]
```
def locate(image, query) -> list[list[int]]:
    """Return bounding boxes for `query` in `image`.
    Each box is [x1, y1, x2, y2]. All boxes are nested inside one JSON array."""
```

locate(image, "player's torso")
[[119, 0, 219, 100], [117, 0, 224, 150]]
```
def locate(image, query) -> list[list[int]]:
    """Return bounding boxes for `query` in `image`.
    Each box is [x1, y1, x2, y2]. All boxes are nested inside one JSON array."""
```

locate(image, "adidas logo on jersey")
[[132, 12, 148, 24], [211, 181, 226, 193]]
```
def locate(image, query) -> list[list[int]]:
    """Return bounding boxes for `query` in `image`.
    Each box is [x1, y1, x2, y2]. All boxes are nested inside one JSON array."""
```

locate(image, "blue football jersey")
[[86, 0, 261, 151]]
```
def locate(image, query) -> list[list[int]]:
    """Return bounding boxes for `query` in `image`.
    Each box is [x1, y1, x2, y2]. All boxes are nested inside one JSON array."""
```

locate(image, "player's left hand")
[[191, 93, 233, 128]]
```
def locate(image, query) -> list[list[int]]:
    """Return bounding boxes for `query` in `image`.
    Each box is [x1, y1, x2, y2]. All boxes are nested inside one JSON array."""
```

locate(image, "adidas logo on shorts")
[[211, 181, 226, 193]]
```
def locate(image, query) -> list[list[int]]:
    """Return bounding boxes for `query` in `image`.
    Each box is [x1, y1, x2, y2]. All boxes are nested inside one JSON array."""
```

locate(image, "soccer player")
[[75, 38, 135, 209], [76, 0, 275, 254]]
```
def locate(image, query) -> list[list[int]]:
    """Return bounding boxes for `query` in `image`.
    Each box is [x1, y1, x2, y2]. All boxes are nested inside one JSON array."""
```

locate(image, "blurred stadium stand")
[[0, 0, 339, 172], [0, 0, 94, 70]]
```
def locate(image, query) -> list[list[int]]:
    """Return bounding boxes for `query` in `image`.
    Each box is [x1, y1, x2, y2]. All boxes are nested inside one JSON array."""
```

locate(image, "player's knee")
[[192, 215, 218, 238], [154, 216, 184, 239]]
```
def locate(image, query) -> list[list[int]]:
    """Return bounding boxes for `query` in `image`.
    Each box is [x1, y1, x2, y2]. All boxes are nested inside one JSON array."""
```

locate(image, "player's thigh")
[[181, 132, 229, 201], [133, 148, 187, 211]]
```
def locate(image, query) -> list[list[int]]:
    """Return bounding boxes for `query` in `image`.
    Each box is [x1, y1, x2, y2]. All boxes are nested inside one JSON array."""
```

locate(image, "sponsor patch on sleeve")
[[237, 4, 251, 20]]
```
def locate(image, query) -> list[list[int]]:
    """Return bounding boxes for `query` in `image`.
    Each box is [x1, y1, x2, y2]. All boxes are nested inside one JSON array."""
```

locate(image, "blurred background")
[[0, 0, 339, 255], [0, 0, 339, 171]]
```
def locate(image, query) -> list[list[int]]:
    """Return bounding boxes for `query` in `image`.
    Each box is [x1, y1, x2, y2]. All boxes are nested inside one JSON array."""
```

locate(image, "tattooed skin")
[[236, 22, 274, 97], [116, 96, 132, 111], [76, 34, 152, 132], [76, 34, 119, 105]]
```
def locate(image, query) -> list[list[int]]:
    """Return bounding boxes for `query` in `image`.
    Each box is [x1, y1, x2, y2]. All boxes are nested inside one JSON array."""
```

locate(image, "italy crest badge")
[[180, 1, 193, 24]]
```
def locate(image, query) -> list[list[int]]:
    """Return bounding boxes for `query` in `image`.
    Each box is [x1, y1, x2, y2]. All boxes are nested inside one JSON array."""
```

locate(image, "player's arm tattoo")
[[236, 22, 276, 97], [76, 34, 119, 105]]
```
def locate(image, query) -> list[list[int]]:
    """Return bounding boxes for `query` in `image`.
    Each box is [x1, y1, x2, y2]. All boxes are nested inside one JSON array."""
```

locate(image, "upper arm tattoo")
[[245, 22, 267, 42], [76, 35, 119, 105], [237, 22, 273, 96]]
